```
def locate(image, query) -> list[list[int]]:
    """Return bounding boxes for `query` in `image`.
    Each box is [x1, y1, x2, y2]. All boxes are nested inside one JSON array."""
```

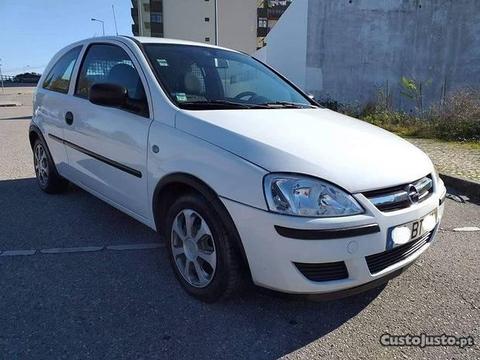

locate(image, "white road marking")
[[452, 227, 480, 232], [107, 243, 163, 250], [0, 243, 165, 257], [1, 250, 36, 256], [41, 246, 105, 254]]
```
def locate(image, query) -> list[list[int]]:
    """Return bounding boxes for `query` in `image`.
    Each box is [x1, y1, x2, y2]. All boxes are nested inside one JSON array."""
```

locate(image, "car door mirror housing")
[[89, 83, 128, 108]]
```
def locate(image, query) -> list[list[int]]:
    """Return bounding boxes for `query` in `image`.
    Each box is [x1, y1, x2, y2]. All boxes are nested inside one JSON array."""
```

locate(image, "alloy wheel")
[[34, 143, 49, 187], [171, 209, 217, 288]]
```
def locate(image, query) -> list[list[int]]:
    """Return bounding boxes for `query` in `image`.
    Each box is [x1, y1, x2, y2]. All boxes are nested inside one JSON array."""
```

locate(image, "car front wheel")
[[165, 193, 243, 302]]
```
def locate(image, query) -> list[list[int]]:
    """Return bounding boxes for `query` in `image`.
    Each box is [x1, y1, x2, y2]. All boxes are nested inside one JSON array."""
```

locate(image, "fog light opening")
[[422, 214, 437, 233], [392, 226, 411, 245]]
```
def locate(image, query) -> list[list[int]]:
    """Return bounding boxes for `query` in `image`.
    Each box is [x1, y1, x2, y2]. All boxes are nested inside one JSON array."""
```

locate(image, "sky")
[[0, 0, 133, 75]]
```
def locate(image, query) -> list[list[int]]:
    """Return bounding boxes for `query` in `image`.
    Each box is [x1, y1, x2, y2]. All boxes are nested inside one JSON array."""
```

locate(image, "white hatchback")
[[30, 36, 446, 302]]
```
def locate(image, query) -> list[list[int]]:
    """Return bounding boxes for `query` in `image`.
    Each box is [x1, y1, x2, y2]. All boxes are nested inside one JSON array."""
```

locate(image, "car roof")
[[130, 36, 238, 52], [71, 36, 241, 54]]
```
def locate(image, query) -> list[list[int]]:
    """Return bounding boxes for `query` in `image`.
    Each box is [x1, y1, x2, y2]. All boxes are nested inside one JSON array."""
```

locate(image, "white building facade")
[[132, 0, 258, 54], [132, 0, 293, 54]]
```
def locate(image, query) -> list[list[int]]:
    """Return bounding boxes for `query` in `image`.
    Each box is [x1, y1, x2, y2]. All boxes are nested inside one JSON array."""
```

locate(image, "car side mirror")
[[89, 83, 128, 108]]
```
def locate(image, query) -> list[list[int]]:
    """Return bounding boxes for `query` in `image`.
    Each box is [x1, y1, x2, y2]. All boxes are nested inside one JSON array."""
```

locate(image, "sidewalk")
[[0, 86, 34, 120], [407, 138, 480, 183]]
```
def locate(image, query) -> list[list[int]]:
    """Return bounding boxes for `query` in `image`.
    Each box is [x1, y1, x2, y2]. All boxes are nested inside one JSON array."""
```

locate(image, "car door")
[[63, 41, 153, 220]]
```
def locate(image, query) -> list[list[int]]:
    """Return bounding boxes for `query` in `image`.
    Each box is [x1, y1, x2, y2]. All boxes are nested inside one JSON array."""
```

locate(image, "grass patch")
[[326, 88, 480, 143]]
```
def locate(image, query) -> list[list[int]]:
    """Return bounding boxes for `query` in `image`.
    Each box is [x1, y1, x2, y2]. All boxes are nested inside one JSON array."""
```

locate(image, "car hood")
[[175, 108, 433, 193]]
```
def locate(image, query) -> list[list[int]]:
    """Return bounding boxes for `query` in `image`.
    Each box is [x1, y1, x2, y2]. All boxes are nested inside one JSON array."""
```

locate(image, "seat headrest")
[[108, 64, 139, 91], [184, 72, 203, 95]]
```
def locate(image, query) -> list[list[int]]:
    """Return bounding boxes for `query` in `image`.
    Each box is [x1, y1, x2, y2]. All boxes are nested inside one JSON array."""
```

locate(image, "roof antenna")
[[112, 4, 119, 35]]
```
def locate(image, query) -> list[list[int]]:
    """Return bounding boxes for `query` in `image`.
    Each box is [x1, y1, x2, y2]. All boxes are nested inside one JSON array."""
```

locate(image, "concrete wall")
[[306, 0, 480, 110], [217, 0, 257, 53]]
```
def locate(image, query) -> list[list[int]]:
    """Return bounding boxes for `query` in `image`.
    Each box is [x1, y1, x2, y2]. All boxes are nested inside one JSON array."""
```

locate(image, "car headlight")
[[263, 174, 364, 217]]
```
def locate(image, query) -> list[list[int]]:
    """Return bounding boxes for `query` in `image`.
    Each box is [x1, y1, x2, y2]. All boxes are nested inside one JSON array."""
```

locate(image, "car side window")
[[75, 44, 148, 116], [42, 46, 82, 94]]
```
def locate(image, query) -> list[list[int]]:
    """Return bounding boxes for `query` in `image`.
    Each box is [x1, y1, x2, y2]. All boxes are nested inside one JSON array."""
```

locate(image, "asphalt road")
[[0, 116, 479, 359]]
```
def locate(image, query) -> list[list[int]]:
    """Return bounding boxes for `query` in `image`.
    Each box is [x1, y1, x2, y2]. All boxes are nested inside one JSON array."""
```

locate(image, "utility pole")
[[214, 0, 218, 45], [91, 18, 105, 36], [112, 5, 119, 35], [0, 58, 5, 94], [137, 0, 144, 36]]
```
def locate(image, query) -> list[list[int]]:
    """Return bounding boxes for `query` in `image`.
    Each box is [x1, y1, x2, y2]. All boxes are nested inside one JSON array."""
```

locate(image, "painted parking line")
[[107, 243, 163, 251], [452, 226, 480, 232], [0, 243, 165, 257], [41, 246, 105, 254], [1, 249, 37, 256]]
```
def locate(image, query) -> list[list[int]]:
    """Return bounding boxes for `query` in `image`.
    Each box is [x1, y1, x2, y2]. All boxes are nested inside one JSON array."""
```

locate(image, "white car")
[[30, 36, 446, 302]]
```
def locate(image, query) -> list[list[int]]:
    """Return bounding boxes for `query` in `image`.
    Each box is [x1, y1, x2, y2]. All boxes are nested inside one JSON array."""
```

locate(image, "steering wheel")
[[234, 91, 257, 101]]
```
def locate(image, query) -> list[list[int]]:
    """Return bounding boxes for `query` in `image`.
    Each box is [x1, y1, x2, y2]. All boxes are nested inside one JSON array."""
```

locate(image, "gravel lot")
[[0, 92, 479, 359], [408, 138, 480, 182]]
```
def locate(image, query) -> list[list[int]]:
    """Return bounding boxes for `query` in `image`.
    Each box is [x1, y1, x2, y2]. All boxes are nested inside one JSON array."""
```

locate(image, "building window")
[[258, 18, 268, 28], [205, 17, 210, 22], [151, 12, 162, 23], [144, 22, 151, 29], [143, 3, 150, 12], [205, 37, 210, 42]]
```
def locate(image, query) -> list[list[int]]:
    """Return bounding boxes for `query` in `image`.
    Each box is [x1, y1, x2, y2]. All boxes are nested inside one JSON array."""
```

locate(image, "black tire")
[[33, 138, 69, 194], [165, 192, 243, 302]]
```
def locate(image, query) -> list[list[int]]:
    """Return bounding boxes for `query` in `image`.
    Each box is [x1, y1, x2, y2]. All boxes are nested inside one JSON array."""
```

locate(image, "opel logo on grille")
[[406, 184, 420, 204]]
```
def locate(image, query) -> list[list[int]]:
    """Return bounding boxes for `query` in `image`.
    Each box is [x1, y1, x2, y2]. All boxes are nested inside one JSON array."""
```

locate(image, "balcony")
[[131, 7, 138, 21], [257, 27, 268, 37], [132, 24, 139, 36]]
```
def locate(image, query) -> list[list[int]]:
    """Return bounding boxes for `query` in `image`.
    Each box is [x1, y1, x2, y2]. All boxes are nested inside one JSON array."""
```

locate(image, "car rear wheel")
[[165, 193, 243, 302], [33, 138, 68, 193]]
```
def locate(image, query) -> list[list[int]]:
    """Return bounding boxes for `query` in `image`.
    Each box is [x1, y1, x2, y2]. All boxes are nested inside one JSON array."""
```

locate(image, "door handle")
[[65, 111, 74, 125]]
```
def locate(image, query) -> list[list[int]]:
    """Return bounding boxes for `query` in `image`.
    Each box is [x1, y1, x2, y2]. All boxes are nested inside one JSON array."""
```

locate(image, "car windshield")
[[143, 44, 316, 110]]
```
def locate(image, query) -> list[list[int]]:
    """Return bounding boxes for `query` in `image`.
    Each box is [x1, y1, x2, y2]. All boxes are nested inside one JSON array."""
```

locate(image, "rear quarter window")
[[42, 46, 82, 94]]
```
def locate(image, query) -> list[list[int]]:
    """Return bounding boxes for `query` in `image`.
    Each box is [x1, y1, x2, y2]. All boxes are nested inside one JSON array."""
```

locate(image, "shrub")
[[429, 88, 480, 141], [333, 87, 479, 142]]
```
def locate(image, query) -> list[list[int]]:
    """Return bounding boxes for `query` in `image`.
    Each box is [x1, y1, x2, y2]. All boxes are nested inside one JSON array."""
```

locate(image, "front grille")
[[366, 231, 433, 274], [364, 175, 433, 212], [294, 261, 349, 282]]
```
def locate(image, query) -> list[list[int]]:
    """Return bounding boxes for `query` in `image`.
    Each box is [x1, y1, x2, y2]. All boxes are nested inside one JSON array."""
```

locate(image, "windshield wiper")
[[179, 100, 268, 109], [260, 101, 316, 109]]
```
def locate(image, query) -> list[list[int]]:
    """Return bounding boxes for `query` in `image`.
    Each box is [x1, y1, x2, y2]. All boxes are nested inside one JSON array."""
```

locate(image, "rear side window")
[[75, 44, 147, 105], [42, 46, 82, 94]]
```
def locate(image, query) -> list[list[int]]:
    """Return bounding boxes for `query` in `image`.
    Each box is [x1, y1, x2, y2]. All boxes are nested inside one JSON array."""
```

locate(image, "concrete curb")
[[440, 173, 480, 200]]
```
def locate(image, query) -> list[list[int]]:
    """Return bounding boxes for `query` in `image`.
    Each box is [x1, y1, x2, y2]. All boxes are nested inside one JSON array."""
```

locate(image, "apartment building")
[[131, 0, 292, 54], [256, 0, 292, 49]]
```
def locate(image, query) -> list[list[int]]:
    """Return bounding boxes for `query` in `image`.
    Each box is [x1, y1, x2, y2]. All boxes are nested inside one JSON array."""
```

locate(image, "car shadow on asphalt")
[[0, 177, 160, 249], [1, 177, 385, 358], [446, 186, 480, 206]]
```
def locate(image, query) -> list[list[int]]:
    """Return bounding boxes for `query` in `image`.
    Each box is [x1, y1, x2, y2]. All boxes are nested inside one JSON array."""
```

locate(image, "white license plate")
[[390, 210, 437, 248]]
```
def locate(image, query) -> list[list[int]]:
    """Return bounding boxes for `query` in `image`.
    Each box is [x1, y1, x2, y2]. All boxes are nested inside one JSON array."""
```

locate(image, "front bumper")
[[222, 180, 446, 294]]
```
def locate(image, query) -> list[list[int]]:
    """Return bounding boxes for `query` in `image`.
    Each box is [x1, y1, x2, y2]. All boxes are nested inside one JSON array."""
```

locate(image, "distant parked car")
[[29, 36, 446, 302]]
